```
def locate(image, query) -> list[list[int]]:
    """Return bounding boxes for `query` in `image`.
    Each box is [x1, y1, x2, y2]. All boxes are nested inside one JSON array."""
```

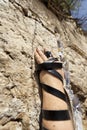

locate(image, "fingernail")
[[36, 48, 40, 51]]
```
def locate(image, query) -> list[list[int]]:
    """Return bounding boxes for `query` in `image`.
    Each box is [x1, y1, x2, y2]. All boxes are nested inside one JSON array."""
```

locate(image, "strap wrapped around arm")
[[42, 110, 70, 121], [41, 83, 67, 102], [37, 62, 62, 71], [48, 70, 63, 83]]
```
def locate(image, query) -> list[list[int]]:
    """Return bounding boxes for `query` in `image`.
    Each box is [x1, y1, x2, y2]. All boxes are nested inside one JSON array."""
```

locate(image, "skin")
[[34, 48, 74, 130]]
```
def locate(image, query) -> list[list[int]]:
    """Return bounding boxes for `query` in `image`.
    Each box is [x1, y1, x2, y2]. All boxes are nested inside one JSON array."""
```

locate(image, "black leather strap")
[[36, 62, 71, 130], [42, 110, 70, 121], [38, 62, 62, 71], [41, 83, 67, 102], [42, 127, 48, 130], [48, 70, 63, 83]]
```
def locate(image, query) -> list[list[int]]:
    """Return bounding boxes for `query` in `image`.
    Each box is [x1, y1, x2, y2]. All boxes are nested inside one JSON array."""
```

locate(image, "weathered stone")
[[0, 0, 87, 130]]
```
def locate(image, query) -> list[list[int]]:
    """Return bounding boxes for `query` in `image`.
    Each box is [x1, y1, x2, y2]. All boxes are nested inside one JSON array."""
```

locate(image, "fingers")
[[36, 48, 47, 61], [34, 50, 43, 64], [34, 48, 64, 77], [34, 48, 48, 64]]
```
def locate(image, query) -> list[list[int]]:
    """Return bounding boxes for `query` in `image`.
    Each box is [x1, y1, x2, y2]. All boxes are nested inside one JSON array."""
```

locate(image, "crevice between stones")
[[68, 44, 87, 60], [9, 0, 55, 35], [71, 81, 86, 102]]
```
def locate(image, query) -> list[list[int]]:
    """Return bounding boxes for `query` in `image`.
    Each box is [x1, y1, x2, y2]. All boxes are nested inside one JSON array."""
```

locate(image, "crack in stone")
[[68, 44, 87, 60], [0, 37, 8, 44], [61, 23, 87, 60], [9, 0, 55, 35], [4, 50, 14, 60]]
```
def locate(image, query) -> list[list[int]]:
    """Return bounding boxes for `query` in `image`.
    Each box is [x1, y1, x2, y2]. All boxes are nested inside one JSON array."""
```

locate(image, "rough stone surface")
[[0, 0, 87, 130]]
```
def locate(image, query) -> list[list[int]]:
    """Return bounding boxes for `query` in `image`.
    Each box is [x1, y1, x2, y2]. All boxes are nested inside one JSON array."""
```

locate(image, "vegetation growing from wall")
[[41, 0, 81, 20]]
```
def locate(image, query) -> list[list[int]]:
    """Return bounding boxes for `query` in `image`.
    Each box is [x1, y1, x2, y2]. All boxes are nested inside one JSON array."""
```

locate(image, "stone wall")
[[0, 0, 87, 130]]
